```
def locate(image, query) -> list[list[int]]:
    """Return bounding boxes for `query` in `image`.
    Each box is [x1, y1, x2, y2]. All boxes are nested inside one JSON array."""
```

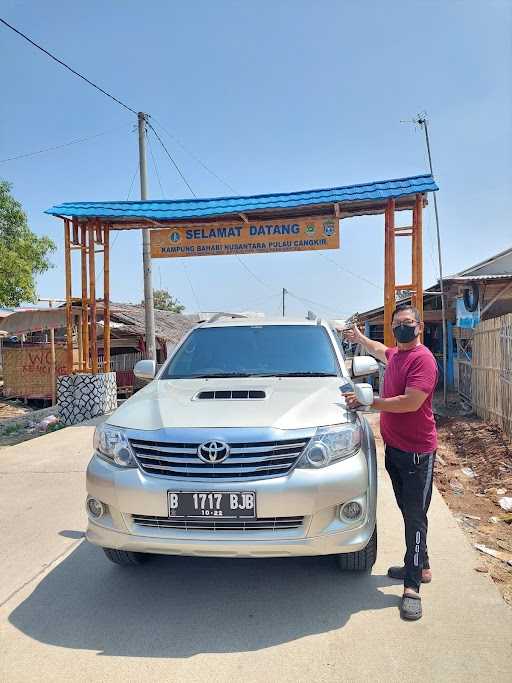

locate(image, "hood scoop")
[[195, 389, 266, 400]]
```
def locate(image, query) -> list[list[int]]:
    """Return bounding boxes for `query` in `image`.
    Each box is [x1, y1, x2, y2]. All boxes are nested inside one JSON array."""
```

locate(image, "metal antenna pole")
[[138, 112, 157, 362], [282, 288, 287, 317], [417, 114, 448, 405]]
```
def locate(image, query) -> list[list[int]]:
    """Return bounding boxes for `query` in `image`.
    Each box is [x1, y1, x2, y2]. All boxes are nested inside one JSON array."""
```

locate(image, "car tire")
[[102, 547, 149, 566], [336, 525, 377, 572]]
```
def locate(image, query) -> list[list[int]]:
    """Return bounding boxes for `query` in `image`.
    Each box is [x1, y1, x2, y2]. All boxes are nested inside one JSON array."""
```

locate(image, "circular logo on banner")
[[305, 224, 316, 234], [169, 231, 181, 243], [323, 221, 335, 237]]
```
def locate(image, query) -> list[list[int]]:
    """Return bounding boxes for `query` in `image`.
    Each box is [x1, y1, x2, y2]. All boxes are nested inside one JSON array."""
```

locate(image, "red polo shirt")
[[380, 344, 438, 453]]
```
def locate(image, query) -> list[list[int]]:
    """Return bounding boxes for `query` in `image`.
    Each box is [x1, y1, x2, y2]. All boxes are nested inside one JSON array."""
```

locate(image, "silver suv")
[[86, 316, 378, 571]]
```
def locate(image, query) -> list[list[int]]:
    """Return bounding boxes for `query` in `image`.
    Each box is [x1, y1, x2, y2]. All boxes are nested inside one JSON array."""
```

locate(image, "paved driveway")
[[1, 416, 511, 681]]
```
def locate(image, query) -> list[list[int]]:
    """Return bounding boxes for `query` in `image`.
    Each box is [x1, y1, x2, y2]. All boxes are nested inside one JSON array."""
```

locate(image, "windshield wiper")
[[185, 372, 255, 378], [265, 372, 338, 377]]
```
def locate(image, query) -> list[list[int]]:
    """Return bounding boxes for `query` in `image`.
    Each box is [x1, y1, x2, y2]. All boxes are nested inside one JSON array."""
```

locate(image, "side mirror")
[[134, 359, 156, 380], [352, 355, 379, 377], [354, 383, 374, 406]]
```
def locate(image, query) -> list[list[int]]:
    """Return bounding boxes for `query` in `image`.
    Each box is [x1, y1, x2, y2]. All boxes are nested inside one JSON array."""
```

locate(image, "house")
[[355, 246, 512, 394], [0, 303, 201, 400]]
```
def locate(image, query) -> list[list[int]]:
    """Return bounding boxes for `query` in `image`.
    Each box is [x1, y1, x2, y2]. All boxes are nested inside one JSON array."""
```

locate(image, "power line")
[[181, 261, 202, 312], [95, 161, 139, 285], [0, 125, 129, 164], [151, 117, 238, 194], [0, 17, 137, 115], [147, 130, 165, 198], [235, 256, 278, 293], [318, 252, 383, 291], [146, 121, 197, 197], [286, 290, 350, 317]]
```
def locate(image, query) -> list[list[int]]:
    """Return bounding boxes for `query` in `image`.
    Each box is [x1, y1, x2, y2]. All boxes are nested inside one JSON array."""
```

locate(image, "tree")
[[0, 181, 56, 306], [142, 288, 185, 313]]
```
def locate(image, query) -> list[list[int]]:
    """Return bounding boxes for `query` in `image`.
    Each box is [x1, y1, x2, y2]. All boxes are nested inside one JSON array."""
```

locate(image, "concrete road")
[[1, 416, 511, 682]]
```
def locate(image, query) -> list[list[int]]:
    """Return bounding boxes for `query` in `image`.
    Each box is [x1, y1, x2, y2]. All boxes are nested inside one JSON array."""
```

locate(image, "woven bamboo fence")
[[472, 313, 512, 437]]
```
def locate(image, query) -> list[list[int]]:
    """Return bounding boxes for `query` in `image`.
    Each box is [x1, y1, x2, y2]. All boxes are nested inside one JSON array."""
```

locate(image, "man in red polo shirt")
[[343, 303, 438, 621]]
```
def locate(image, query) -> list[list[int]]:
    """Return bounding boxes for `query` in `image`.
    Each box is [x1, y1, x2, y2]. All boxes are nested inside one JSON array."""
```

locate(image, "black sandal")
[[388, 566, 432, 583], [400, 593, 422, 621]]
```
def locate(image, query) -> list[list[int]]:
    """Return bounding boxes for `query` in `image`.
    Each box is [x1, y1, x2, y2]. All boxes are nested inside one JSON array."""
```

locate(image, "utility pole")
[[138, 112, 157, 363], [416, 114, 448, 405], [282, 288, 287, 317]]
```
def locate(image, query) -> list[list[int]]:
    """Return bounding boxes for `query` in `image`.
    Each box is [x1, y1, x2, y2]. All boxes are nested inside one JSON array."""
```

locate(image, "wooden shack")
[[0, 304, 199, 401]]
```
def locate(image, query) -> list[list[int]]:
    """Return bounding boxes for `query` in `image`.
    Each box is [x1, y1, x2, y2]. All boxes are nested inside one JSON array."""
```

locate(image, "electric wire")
[[318, 252, 383, 291], [95, 161, 139, 285], [151, 117, 238, 194], [0, 17, 137, 115], [146, 121, 197, 197], [0, 125, 128, 164], [181, 261, 202, 312], [286, 290, 350, 317], [234, 256, 278, 294], [147, 130, 165, 198]]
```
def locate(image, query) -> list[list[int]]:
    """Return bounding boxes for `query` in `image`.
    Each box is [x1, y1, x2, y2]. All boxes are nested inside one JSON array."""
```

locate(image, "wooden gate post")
[[384, 198, 396, 347]]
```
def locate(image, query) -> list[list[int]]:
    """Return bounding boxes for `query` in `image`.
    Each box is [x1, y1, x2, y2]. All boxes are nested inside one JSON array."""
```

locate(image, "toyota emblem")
[[197, 440, 230, 464]]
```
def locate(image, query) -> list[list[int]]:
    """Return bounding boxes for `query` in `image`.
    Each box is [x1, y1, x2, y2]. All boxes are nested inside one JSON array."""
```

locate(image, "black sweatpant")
[[385, 445, 435, 593]]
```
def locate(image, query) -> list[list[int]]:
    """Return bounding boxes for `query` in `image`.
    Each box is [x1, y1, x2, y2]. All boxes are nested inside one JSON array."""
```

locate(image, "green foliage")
[[143, 288, 185, 313], [0, 180, 56, 306]]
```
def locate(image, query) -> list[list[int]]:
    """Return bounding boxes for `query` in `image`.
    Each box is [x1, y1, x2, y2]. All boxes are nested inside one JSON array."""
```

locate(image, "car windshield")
[[162, 324, 340, 379]]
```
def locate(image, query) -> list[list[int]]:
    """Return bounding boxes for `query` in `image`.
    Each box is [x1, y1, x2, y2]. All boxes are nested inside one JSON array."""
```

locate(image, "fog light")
[[114, 446, 133, 467], [87, 497, 104, 519], [306, 442, 330, 468], [341, 501, 363, 521]]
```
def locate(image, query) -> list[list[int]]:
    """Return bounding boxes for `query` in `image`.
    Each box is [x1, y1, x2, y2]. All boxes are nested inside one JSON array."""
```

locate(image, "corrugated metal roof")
[[46, 174, 438, 220], [445, 274, 512, 282]]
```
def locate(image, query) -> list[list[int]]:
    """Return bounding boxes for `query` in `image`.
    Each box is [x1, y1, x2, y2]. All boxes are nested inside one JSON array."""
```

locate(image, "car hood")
[[108, 377, 351, 431]]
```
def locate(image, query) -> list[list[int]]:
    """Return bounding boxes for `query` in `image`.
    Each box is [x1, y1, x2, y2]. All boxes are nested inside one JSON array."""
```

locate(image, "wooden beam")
[[103, 224, 111, 372], [413, 193, 424, 322], [80, 223, 89, 372], [72, 219, 79, 245], [64, 219, 74, 374], [239, 213, 249, 224], [89, 223, 98, 373], [383, 198, 396, 346]]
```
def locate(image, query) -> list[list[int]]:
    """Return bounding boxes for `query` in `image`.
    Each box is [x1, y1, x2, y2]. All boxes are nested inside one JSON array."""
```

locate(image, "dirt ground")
[[435, 415, 512, 606]]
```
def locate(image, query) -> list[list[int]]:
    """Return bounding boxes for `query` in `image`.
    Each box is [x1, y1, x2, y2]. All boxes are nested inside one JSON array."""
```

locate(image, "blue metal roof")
[[46, 174, 438, 220]]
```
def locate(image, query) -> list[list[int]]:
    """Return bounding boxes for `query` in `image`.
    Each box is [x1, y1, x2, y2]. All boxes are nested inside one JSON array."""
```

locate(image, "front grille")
[[132, 514, 304, 531], [129, 437, 309, 480]]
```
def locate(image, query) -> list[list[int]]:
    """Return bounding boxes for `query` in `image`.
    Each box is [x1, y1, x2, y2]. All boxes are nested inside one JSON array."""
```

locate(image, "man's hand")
[[342, 391, 361, 410], [343, 325, 364, 344]]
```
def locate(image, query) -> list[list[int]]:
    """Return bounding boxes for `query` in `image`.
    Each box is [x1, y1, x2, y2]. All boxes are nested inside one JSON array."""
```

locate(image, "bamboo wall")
[[472, 313, 512, 438]]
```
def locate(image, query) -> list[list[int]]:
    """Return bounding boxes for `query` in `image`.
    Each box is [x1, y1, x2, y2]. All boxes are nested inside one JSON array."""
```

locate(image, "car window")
[[162, 325, 341, 378]]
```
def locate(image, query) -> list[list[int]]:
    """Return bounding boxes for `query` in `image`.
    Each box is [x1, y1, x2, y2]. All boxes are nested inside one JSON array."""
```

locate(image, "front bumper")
[[86, 447, 376, 558]]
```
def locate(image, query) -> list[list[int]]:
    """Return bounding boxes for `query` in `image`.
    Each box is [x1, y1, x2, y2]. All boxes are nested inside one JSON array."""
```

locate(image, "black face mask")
[[393, 324, 418, 344]]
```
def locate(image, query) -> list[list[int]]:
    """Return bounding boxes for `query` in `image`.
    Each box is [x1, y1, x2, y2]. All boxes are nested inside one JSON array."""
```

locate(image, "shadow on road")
[[9, 541, 398, 657]]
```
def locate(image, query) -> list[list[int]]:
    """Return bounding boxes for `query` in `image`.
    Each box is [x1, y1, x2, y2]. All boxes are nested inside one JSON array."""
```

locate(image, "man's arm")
[[342, 325, 388, 364], [373, 388, 428, 413], [343, 387, 428, 413]]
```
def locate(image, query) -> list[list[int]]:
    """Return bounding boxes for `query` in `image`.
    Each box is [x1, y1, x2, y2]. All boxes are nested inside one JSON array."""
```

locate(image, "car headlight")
[[93, 423, 136, 468], [297, 423, 361, 469]]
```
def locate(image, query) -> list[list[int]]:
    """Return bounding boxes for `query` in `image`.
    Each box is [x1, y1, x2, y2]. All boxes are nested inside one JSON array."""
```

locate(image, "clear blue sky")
[[1, 0, 511, 318]]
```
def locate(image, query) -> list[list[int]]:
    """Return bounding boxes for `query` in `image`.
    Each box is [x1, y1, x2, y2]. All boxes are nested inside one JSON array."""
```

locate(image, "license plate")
[[167, 491, 256, 518]]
